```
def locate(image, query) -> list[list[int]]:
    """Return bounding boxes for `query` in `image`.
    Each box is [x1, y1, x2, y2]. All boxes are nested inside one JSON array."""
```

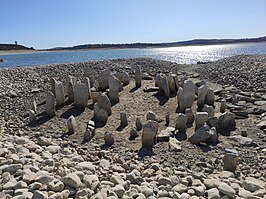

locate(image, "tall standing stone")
[[98, 69, 110, 91], [94, 103, 109, 124], [50, 77, 56, 95], [202, 104, 214, 117], [205, 88, 215, 106], [74, 83, 88, 108], [120, 112, 128, 128], [83, 77, 91, 100], [185, 108, 194, 124], [97, 93, 112, 116], [165, 113, 170, 126], [31, 100, 37, 113], [55, 81, 65, 107], [67, 81, 75, 102], [104, 131, 114, 146], [135, 66, 142, 88], [195, 112, 209, 130], [142, 120, 158, 148], [108, 76, 120, 104], [67, 115, 76, 134], [220, 99, 226, 113], [167, 75, 176, 96], [177, 80, 196, 112], [114, 72, 130, 86], [223, 148, 239, 172], [45, 92, 56, 117], [197, 85, 208, 109], [162, 76, 170, 99], [175, 113, 188, 132]]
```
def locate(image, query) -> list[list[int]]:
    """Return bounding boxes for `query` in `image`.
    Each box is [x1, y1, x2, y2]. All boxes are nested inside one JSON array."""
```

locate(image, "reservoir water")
[[1, 42, 266, 68]]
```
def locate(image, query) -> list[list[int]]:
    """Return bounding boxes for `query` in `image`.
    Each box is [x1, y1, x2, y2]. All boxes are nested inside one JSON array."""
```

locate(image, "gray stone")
[[146, 111, 156, 121], [169, 137, 181, 152], [83, 77, 92, 100], [218, 112, 236, 130], [167, 74, 177, 95], [120, 112, 128, 127], [195, 112, 209, 130], [142, 120, 158, 147], [94, 103, 109, 124], [163, 76, 170, 99], [207, 117, 218, 129], [108, 76, 121, 104], [67, 80, 75, 102], [97, 93, 112, 116], [31, 100, 37, 113], [32, 190, 48, 199], [45, 91, 56, 117], [165, 112, 170, 126], [230, 135, 254, 146], [50, 77, 56, 95], [205, 88, 215, 106], [189, 125, 211, 144], [202, 104, 214, 117], [104, 131, 114, 146], [67, 115, 76, 134], [84, 128, 93, 142], [74, 83, 88, 108], [206, 188, 220, 199], [197, 85, 208, 109], [135, 65, 142, 88], [177, 80, 196, 112], [62, 173, 81, 188], [220, 99, 226, 113], [91, 89, 101, 104], [55, 81, 65, 107], [113, 184, 125, 198], [206, 127, 218, 143], [114, 71, 130, 86], [218, 182, 236, 198], [48, 179, 64, 192], [136, 117, 142, 131], [98, 69, 110, 91], [223, 148, 239, 172], [130, 128, 138, 138], [175, 113, 188, 132], [29, 109, 37, 125], [243, 177, 265, 192]]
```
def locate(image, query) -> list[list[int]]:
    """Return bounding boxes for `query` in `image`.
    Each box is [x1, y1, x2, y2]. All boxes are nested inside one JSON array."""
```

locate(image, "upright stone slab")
[[98, 69, 110, 91], [67, 81, 75, 102], [142, 120, 158, 148], [84, 120, 95, 141], [197, 85, 208, 109], [223, 148, 239, 172], [45, 91, 56, 117], [207, 117, 218, 129], [74, 83, 88, 108], [83, 77, 91, 100], [55, 81, 65, 107], [177, 80, 196, 112], [167, 75, 176, 96], [108, 76, 120, 104], [50, 77, 56, 95], [185, 108, 194, 124], [104, 131, 114, 146], [67, 115, 76, 134], [195, 112, 209, 130], [156, 74, 165, 93], [146, 111, 156, 121], [220, 99, 226, 113], [202, 104, 214, 117], [120, 112, 128, 128], [205, 88, 215, 106], [136, 117, 142, 131], [94, 103, 109, 124], [114, 72, 130, 86], [162, 76, 170, 99], [135, 65, 142, 88], [165, 113, 170, 126], [85, 67, 96, 79], [97, 93, 112, 116], [218, 112, 236, 130], [175, 113, 188, 132]]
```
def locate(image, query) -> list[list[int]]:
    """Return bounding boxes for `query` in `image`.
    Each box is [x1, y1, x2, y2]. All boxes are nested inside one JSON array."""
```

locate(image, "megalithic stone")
[[142, 120, 158, 148], [98, 69, 110, 91], [223, 148, 239, 172], [108, 76, 120, 104], [175, 113, 188, 132], [45, 91, 56, 117], [50, 77, 56, 95], [205, 88, 215, 106], [74, 83, 88, 108], [67, 115, 76, 134], [29, 109, 37, 125], [177, 80, 196, 113], [55, 81, 65, 107], [195, 112, 209, 130], [83, 77, 91, 100], [135, 65, 142, 88], [220, 99, 226, 113], [120, 112, 128, 128], [197, 85, 208, 109], [136, 117, 142, 131]]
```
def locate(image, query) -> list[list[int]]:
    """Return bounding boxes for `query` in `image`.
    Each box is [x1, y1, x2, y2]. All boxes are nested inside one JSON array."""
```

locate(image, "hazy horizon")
[[1, 0, 265, 49]]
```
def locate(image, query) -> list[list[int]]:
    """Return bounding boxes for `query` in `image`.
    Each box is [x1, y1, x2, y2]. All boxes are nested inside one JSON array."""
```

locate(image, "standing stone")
[[98, 93, 112, 116], [202, 104, 214, 117], [29, 109, 37, 125], [84, 120, 95, 141], [165, 113, 170, 126], [104, 131, 114, 146], [50, 77, 56, 95], [173, 75, 180, 90], [120, 112, 128, 128], [83, 77, 91, 100], [91, 89, 101, 104], [223, 148, 239, 172], [218, 112, 236, 130], [45, 91, 56, 117], [142, 121, 158, 148], [195, 112, 209, 130], [205, 88, 215, 106], [31, 100, 37, 113], [146, 111, 156, 121], [185, 108, 194, 124], [175, 113, 188, 132], [220, 99, 226, 113], [162, 76, 170, 99], [94, 103, 109, 124], [130, 128, 138, 138], [136, 118, 142, 131], [155, 74, 161, 87], [55, 81, 65, 107], [67, 115, 76, 134], [207, 117, 218, 129], [114, 72, 130, 86], [74, 83, 88, 108], [177, 80, 196, 112], [108, 76, 120, 104], [98, 69, 110, 91], [135, 65, 142, 88], [231, 93, 238, 104], [189, 125, 211, 144], [84, 67, 96, 86], [206, 127, 218, 143], [67, 80, 75, 102], [167, 75, 176, 95], [197, 85, 208, 109]]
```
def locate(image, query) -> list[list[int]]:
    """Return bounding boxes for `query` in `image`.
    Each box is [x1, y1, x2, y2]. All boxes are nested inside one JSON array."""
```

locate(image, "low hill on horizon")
[[0, 44, 34, 51]]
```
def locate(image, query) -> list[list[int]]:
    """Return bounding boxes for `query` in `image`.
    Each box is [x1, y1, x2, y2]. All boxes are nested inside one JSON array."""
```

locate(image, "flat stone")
[[218, 182, 236, 198], [243, 177, 265, 192], [230, 135, 254, 146]]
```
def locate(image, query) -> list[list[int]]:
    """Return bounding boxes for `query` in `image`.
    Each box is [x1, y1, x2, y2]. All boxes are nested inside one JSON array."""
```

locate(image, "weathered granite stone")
[[67, 80, 75, 102], [114, 72, 130, 86], [135, 65, 142, 88], [185, 108, 194, 124], [189, 125, 211, 144], [206, 127, 218, 143], [163, 76, 170, 99], [175, 113, 188, 132], [142, 120, 158, 147], [130, 128, 138, 138], [197, 85, 207, 109], [223, 148, 239, 172], [91, 89, 101, 104], [97, 93, 112, 116], [195, 112, 209, 130], [177, 80, 196, 112], [104, 131, 114, 146], [220, 99, 226, 113], [202, 104, 214, 117], [94, 103, 109, 124], [84, 67, 96, 86], [120, 112, 128, 128], [169, 137, 181, 152], [98, 69, 110, 91], [74, 83, 88, 108], [146, 111, 156, 121], [67, 115, 76, 134], [55, 81, 65, 107], [45, 91, 56, 117], [108, 76, 120, 104], [205, 88, 215, 106], [136, 117, 142, 131], [50, 77, 56, 95], [83, 77, 91, 100], [218, 112, 236, 130], [29, 110, 37, 125]]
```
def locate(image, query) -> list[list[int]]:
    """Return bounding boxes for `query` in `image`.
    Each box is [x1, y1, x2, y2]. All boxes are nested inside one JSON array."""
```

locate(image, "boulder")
[[67, 115, 76, 134], [45, 91, 56, 117], [217, 112, 236, 130], [94, 103, 109, 124], [177, 80, 196, 112], [120, 112, 128, 128], [207, 117, 218, 129], [142, 120, 158, 147], [74, 83, 88, 108], [114, 72, 130, 86], [223, 148, 239, 172], [189, 125, 211, 144], [97, 93, 112, 116], [195, 112, 209, 130], [98, 69, 110, 91], [206, 127, 218, 143], [54, 81, 65, 107], [175, 113, 188, 132]]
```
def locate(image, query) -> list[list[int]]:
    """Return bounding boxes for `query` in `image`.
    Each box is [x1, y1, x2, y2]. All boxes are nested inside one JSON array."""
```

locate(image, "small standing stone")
[[136, 118, 142, 131], [120, 112, 128, 128], [197, 85, 207, 109], [29, 110, 37, 125], [67, 115, 76, 134], [218, 112, 236, 130], [220, 99, 226, 113], [94, 103, 109, 124], [207, 117, 218, 129], [98, 69, 111, 91], [135, 65, 142, 88], [175, 113, 188, 132], [130, 128, 138, 138], [84, 120, 95, 141], [185, 108, 194, 124], [74, 83, 88, 108], [177, 80, 196, 112], [104, 131, 114, 146], [167, 75, 177, 96], [67, 80, 75, 102], [97, 93, 112, 116], [108, 76, 121, 104], [195, 112, 209, 130], [50, 77, 56, 95], [205, 88, 215, 106], [163, 76, 170, 99], [223, 148, 239, 172], [202, 104, 214, 117], [45, 91, 56, 117], [142, 120, 158, 148], [146, 111, 156, 121], [55, 81, 65, 107], [83, 77, 91, 100], [165, 113, 170, 126], [114, 72, 130, 86]]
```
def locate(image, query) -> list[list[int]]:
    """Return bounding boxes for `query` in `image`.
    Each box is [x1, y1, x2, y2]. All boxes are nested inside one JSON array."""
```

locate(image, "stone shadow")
[[175, 132, 187, 141], [129, 86, 139, 93], [36, 111, 52, 125], [153, 92, 168, 106], [218, 127, 236, 136], [137, 147, 155, 159], [61, 106, 85, 119]]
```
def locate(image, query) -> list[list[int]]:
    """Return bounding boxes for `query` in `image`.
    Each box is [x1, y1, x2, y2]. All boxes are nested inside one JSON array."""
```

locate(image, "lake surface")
[[1, 42, 266, 68]]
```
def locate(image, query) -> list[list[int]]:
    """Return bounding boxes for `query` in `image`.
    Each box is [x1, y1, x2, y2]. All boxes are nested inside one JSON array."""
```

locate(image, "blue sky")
[[1, 0, 265, 49]]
